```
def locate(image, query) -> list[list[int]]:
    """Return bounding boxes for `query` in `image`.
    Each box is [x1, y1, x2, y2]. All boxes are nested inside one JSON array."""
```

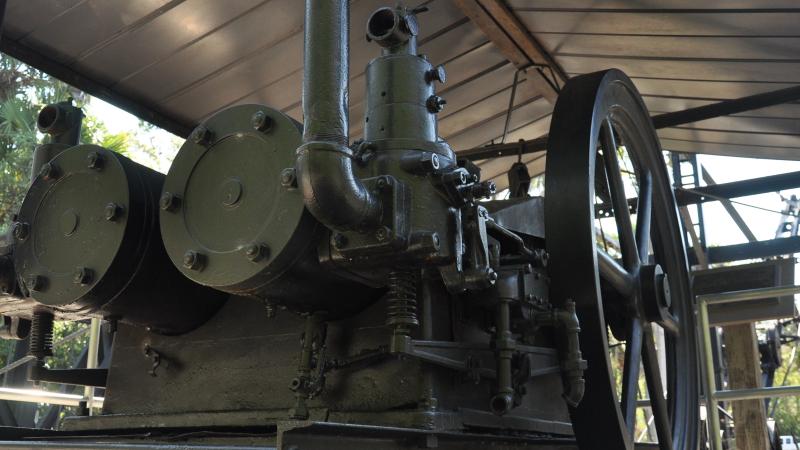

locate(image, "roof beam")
[[453, 0, 564, 104], [460, 84, 800, 161]]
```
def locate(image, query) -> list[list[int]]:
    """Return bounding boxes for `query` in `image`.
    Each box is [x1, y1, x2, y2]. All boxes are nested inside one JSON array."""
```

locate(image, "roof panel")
[[1, 0, 797, 164]]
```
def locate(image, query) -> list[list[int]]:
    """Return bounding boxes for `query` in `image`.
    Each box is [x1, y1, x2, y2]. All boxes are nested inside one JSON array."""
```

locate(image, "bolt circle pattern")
[[160, 104, 312, 293]]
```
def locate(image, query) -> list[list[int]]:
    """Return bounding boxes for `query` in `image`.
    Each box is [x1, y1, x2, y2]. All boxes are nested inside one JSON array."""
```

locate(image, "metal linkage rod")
[[461, 85, 800, 161]]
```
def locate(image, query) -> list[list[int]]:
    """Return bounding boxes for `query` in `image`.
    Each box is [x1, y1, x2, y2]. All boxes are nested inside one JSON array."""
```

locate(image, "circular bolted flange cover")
[[160, 104, 315, 293], [15, 145, 137, 308]]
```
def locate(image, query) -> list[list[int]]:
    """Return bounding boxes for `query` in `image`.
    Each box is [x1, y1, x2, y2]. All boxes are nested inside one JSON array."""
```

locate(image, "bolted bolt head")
[[426, 95, 446, 113], [251, 111, 273, 132], [425, 65, 447, 84], [182, 250, 204, 271], [160, 192, 181, 212], [375, 226, 392, 242], [39, 162, 59, 181], [86, 151, 104, 170], [104, 202, 123, 221], [72, 267, 93, 285], [487, 270, 498, 284], [244, 243, 269, 262], [280, 167, 297, 188], [12, 222, 29, 241], [26, 274, 44, 292], [190, 125, 212, 145], [332, 233, 348, 250]]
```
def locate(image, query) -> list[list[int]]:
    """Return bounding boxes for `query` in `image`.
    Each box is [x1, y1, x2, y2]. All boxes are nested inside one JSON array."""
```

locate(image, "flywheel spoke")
[[635, 171, 653, 263], [598, 249, 635, 298], [642, 326, 674, 450], [620, 319, 643, 437], [600, 119, 639, 270]]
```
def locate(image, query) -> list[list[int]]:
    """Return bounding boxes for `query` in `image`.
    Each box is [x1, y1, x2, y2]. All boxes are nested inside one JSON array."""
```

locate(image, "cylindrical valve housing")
[[12, 145, 227, 334]]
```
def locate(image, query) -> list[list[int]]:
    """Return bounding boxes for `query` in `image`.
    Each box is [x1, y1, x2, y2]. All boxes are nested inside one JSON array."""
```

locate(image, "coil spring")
[[386, 269, 418, 330], [29, 311, 54, 359]]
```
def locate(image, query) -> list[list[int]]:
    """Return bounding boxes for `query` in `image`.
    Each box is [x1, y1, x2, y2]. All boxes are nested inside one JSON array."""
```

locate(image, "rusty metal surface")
[[2, 0, 798, 191]]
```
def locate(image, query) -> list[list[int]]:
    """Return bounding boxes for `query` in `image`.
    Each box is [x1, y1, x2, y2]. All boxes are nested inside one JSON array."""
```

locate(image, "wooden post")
[[723, 323, 769, 450]]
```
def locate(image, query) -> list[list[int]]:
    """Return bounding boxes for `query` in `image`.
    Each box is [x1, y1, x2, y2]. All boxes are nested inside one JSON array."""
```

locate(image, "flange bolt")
[[160, 192, 181, 212], [12, 222, 29, 241], [375, 226, 392, 242], [280, 168, 297, 188], [104, 202, 123, 221], [26, 274, 44, 292], [190, 125, 212, 145], [39, 162, 59, 181], [251, 111, 273, 132], [244, 243, 269, 262], [72, 267, 93, 285], [86, 151, 104, 170], [426, 95, 446, 113], [182, 250, 204, 271]]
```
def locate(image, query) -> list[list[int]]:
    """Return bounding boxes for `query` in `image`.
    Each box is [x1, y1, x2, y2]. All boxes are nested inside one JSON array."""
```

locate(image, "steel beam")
[[461, 85, 800, 161], [0, 38, 192, 138], [692, 236, 800, 264], [675, 170, 800, 206], [453, 0, 564, 103]]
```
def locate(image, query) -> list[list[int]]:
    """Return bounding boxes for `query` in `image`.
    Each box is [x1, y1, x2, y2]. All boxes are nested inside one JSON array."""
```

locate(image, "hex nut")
[[39, 162, 59, 181], [72, 267, 93, 285], [426, 95, 446, 113], [375, 226, 392, 242], [12, 222, 29, 241], [280, 168, 297, 188], [245, 243, 269, 262], [104, 202, 123, 221], [87, 151, 104, 170], [182, 250, 204, 271], [190, 126, 212, 145], [26, 274, 44, 292], [251, 111, 273, 132], [160, 192, 181, 212]]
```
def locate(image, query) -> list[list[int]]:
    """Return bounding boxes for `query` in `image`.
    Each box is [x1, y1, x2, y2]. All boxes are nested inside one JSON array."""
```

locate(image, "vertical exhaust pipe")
[[296, 0, 381, 232]]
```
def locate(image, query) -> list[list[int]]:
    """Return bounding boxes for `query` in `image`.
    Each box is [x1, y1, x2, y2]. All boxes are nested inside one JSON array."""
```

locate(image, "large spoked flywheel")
[[544, 70, 699, 450]]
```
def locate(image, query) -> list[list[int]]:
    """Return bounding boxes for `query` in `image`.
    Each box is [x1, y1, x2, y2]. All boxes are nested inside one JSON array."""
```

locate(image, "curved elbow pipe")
[[296, 142, 381, 231], [297, 0, 381, 232]]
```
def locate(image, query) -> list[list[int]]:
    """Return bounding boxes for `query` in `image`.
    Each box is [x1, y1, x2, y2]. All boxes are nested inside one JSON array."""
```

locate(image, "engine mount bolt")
[[12, 222, 30, 241], [72, 267, 93, 285], [425, 65, 447, 84], [160, 192, 181, 212], [332, 233, 348, 249], [426, 95, 446, 113], [26, 274, 44, 292], [182, 250, 204, 271], [86, 151, 104, 170], [375, 226, 392, 242], [376, 176, 389, 190], [251, 111, 273, 132], [104, 202, 123, 221], [190, 125, 212, 145], [39, 162, 59, 181], [244, 243, 269, 262], [280, 168, 297, 188]]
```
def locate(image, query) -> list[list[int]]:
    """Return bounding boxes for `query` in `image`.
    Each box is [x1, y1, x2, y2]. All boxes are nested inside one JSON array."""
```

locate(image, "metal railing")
[[698, 285, 800, 450]]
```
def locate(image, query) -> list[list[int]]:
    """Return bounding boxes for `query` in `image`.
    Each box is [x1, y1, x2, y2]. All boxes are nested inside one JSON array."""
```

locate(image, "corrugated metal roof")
[[2, 0, 798, 191]]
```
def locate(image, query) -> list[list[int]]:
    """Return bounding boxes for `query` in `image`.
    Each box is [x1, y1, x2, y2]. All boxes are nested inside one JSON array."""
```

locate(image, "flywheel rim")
[[544, 69, 699, 450]]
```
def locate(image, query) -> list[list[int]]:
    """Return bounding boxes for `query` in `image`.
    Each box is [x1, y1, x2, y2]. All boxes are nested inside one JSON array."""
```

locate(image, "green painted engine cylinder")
[[160, 104, 379, 316], [12, 144, 226, 334]]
